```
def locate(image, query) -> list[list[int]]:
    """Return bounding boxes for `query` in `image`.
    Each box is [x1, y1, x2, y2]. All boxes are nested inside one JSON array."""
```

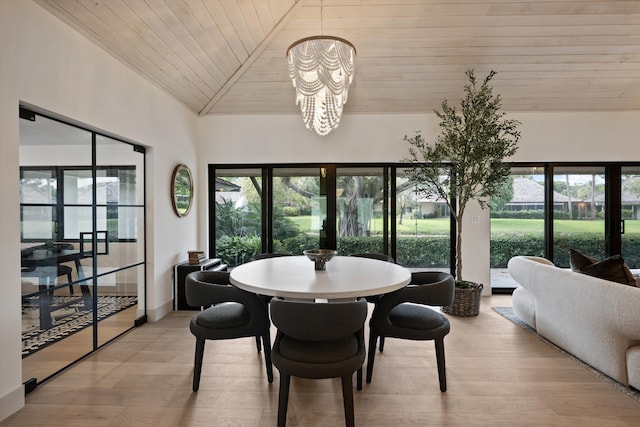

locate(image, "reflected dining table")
[[229, 255, 411, 300], [21, 248, 92, 330]]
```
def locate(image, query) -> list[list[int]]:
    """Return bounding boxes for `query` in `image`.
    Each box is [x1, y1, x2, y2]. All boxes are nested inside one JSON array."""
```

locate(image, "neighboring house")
[[214, 177, 247, 209], [415, 193, 449, 218], [506, 177, 571, 211], [595, 176, 640, 220]]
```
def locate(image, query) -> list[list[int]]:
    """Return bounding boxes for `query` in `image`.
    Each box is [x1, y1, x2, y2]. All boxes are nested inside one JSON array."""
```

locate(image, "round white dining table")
[[229, 255, 411, 300]]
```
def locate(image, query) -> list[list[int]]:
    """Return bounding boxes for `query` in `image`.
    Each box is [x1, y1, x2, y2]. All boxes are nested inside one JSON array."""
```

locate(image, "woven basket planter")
[[442, 282, 483, 317]]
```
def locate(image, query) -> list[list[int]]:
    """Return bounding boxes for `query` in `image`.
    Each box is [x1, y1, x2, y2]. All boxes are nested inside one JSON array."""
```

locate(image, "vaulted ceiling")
[[34, 0, 640, 116]]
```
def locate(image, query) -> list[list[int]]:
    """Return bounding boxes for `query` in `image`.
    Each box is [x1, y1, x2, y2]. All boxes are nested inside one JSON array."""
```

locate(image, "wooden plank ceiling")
[[34, 0, 640, 115]]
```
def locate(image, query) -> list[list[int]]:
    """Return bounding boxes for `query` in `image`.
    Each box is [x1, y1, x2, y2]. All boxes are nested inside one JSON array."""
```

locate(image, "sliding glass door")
[[552, 166, 606, 267], [620, 167, 640, 273], [272, 167, 325, 253], [336, 167, 388, 255]]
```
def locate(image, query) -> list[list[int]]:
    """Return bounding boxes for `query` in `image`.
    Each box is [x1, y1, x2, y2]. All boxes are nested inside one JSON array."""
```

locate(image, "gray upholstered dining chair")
[[366, 271, 455, 392], [270, 297, 368, 427], [185, 270, 273, 391]]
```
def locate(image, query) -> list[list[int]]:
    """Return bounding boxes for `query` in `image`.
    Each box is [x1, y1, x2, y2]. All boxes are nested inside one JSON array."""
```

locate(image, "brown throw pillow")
[[580, 255, 632, 285], [623, 261, 637, 287], [569, 249, 598, 272]]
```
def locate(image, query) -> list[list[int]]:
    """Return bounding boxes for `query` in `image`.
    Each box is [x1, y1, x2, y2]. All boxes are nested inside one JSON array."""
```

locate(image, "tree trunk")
[[566, 174, 573, 220]]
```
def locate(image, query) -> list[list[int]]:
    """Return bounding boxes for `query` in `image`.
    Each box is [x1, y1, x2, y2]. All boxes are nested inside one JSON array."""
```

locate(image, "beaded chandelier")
[[286, 35, 356, 136]]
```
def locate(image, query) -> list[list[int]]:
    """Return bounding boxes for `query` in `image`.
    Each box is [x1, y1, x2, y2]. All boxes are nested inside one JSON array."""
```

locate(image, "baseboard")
[[147, 299, 173, 322], [0, 385, 25, 423]]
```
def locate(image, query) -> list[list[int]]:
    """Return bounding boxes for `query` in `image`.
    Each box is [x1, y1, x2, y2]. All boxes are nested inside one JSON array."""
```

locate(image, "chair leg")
[[366, 329, 377, 383], [435, 338, 447, 392], [193, 338, 206, 392], [66, 271, 74, 295], [277, 373, 291, 427], [356, 367, 362, 390], [379, 336, 385, 352], [341, 375, 355, 427], [255, 335, 262, 352], [262, 333, 274, 383]]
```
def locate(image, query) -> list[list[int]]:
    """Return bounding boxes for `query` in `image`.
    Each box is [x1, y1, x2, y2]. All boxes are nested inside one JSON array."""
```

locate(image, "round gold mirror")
[[171, 164, 194, 217]]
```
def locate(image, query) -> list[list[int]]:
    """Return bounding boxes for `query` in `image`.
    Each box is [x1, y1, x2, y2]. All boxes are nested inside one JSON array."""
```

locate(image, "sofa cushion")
[[570, 249, 636, 286], [580, 255, 632, 285], [569, 249, 598, 272]]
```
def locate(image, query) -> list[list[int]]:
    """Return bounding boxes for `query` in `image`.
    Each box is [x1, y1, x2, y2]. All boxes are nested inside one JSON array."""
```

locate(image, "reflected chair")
[[366, 271, 455, 392], [185, 270, 273, 391], [270, 297, 368, 427]]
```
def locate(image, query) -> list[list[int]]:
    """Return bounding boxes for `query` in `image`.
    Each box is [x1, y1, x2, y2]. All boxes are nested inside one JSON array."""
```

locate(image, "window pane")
[[490, 167, 545, 289], [21, 169, 56, 204], [621, 167, 640, 272], [553, 166, 606, 267], [273, 168, 322, 255], [215, 169, 263, 267], [336, 167, 386, 255], [63, 170, 93, 204], [396, 169, 450, 270], [21, 206, 55, 240]]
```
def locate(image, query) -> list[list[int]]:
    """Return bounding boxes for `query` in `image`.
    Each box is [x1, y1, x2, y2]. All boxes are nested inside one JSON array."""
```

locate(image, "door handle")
[[621, 220, 625, 234]]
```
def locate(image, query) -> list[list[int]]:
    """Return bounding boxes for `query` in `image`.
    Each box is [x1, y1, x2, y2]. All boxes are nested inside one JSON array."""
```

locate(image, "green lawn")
[[288, 216, 640, 235]]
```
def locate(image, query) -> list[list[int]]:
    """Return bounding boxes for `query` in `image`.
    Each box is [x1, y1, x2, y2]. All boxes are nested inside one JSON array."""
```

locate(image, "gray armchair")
[[185, 270, 273, 391], [270, 297, 368, 427], [366, 271, 455, 392]]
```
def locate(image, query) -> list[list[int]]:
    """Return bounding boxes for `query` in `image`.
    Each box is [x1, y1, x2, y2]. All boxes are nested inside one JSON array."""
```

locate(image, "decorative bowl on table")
[[303, 249, 337, 271]]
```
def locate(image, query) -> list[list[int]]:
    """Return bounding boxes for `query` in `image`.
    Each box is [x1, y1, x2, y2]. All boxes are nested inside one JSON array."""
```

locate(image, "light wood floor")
[[4, 295, 640, 426]]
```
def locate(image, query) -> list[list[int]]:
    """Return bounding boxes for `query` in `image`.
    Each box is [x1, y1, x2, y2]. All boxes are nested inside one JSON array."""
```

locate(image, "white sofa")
[[507, 255, 640, 389]]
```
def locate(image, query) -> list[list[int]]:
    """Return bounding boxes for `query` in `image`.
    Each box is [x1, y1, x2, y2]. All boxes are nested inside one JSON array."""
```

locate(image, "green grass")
[[287, 216, 640, 236]]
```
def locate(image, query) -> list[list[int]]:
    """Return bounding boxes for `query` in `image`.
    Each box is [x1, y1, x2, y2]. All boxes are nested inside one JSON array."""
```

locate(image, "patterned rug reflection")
[[22, 295, 137, 358]]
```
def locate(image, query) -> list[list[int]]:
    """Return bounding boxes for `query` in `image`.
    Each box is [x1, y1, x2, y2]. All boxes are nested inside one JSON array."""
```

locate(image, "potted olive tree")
[[403, 69, 521, 316]]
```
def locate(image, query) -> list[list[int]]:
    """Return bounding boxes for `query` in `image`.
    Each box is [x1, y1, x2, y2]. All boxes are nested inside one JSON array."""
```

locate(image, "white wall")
[[0, 1, 199, 420]]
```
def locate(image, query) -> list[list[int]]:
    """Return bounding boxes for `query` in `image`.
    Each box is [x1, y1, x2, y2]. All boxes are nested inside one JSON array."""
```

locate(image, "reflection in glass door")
[[552, 166, 606, 266], [19, 110, 145, 386], [20, 114, 94, 383], [95, 135, 145, 346]]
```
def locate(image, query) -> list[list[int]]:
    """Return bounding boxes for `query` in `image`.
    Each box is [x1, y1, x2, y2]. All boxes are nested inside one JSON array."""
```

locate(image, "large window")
[[213, 163, 640, 290], [210, 165, 451, 271], [490, 163, 640, 291]]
